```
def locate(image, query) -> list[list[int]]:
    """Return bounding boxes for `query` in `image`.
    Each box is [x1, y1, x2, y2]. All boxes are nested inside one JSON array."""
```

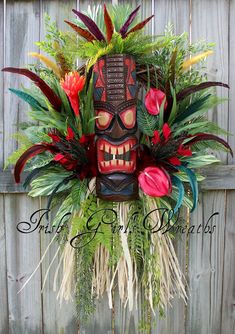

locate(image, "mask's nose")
[[108, 117, 125, 139]]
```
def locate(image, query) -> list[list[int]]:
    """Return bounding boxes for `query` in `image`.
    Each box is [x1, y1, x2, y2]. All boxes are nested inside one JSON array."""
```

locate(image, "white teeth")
[[105, 144, 109, 153], [100, 161, 105, 167], [125, 144, 130, 152], [126, 161, 130, 167], [118, 146, 123, 154], [111, 160, 116, 166], [99, 143, 104, 150], [119, 160, 124, 166], [111, 147, 116, 154]]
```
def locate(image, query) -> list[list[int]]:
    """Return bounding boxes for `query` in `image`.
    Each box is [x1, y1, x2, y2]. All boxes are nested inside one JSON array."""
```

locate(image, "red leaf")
[[104, 4, 114, 43], [72, 9, 105, 41], [64, 20, 95, 42], [125, 15, 154, 37], [2, 68, 62, 111], [119, 5, 141, 37]]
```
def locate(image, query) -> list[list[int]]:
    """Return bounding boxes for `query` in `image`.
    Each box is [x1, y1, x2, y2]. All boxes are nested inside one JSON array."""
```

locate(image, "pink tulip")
[[144, 88, 167, 115], [138, 166, 172, 197]]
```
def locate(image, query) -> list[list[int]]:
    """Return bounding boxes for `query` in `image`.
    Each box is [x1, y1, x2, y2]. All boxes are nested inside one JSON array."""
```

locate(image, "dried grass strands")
[[148, 198, 187, 309], [92, 244, 111, 299], [56, 178, 96, 303]]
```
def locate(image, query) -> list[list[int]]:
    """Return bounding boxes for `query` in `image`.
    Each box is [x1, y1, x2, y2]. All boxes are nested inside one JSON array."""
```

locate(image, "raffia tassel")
[[56, 178, 96, 304], [92, 244, 111, 299], [148, 198, 188, 309]]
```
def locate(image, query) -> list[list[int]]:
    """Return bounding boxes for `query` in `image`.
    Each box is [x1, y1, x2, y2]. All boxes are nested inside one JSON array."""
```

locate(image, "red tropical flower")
[[177, 144, 192, 156], [168, 157, 181, 166], [138, 166, 172, 197], [53, 153, 78, 171], [60, 72, 85, 116], [144, 88, 168, 115], [162, 123, 171, 141], [66, 126, 75, 140], [152, 130, 160, 144]]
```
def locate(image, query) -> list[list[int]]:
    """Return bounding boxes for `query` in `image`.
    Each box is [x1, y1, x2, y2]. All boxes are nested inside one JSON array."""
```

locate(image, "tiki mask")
[[93, 54, 138, 201]]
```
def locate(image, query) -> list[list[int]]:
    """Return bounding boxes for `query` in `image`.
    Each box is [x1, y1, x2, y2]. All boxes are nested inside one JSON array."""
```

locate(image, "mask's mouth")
[[97, 137, 137, 174]]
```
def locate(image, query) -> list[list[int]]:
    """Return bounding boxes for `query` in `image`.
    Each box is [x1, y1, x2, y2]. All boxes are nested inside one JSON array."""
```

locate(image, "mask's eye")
[[120, 107, 136, 129], [96, 110, 113, 130]]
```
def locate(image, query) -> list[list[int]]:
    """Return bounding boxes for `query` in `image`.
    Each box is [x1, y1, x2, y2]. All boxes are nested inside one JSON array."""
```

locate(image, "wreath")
[[4, 4, 232, 327]]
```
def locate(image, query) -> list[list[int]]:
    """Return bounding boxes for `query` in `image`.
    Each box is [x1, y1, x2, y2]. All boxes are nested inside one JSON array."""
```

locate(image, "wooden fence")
[[0, 0, 235, 333]]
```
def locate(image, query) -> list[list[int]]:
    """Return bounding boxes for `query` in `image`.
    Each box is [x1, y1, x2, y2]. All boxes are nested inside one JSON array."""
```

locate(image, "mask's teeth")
[[125, 143, 130, 152], [105, 144, 109, 153], [111, 146, 116, 155], [118, 146, 123, 154], [119, 160, 124, 166]]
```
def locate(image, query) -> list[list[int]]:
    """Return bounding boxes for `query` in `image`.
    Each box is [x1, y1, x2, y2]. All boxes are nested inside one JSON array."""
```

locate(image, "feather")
[[9, 88, 45, 110], [64, 20, 95, 42], [28, 52, 62, 78], [14, 144, 56, 183], [177, 165, 198, 212], [46, 175, 74, 220], [125, 15, 154, 37], [172, 175, 185, 213], [176, 81, 229, 101], [23, 161, 55, 188], [119, 5, 141, 37], [72, 9, 105, 41], [2, 67, 62, 111], [175, 94, 211, 123], [182, 50, 213, 70], [187, 133, 233, 157], [104, 4, 114, 43]]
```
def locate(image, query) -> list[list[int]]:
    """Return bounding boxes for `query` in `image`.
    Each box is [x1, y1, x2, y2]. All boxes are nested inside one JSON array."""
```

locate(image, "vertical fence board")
[[188, 2, 229, 333], [153, 1, 190, 334], [221, 1, 235, 333], [3, 1, 42, 333], [38, 2, 79, 333], [220, 191, 235, 333], [5, 195, 42, 333], [0, 1, 9, 333]]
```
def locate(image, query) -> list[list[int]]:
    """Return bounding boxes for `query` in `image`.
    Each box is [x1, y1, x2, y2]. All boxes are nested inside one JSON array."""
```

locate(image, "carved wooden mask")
[[93, 54, 138, 201]]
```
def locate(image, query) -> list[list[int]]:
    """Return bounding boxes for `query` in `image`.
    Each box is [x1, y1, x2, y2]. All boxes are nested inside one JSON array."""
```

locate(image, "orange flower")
[[61, 72, 85, 116]]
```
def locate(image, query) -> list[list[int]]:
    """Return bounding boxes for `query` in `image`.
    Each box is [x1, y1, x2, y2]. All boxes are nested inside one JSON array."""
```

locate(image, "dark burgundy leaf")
[[2, 67, 62, 111], [72, 9, 105, 41], [119, 5, 140, 37]]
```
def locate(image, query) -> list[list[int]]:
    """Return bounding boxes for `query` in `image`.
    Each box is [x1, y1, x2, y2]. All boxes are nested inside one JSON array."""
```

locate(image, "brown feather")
[[104, 4, 114, 43], [125, 15, 154, 37], [64, 20, 95, 42]]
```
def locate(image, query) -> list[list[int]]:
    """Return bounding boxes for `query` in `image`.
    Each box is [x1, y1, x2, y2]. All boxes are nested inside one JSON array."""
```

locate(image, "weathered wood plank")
[[0, 1, 10, 333], [4, 1, 42, 333], [152, 1, 190, 333], [5, 194, 43, 333], [38, 1, 79, 333], [220, 190, 235, 333], [187, 1, 229, 334], [0, 195, 9, 334]]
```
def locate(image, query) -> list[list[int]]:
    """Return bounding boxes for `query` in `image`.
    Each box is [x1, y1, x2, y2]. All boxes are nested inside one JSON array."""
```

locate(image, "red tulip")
[[138, 166, 172, 197], [144, 88, 167, 115]]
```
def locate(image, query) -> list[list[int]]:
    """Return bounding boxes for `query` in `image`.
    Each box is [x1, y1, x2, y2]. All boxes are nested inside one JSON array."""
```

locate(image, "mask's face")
[[93, 54, 138, 201]]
